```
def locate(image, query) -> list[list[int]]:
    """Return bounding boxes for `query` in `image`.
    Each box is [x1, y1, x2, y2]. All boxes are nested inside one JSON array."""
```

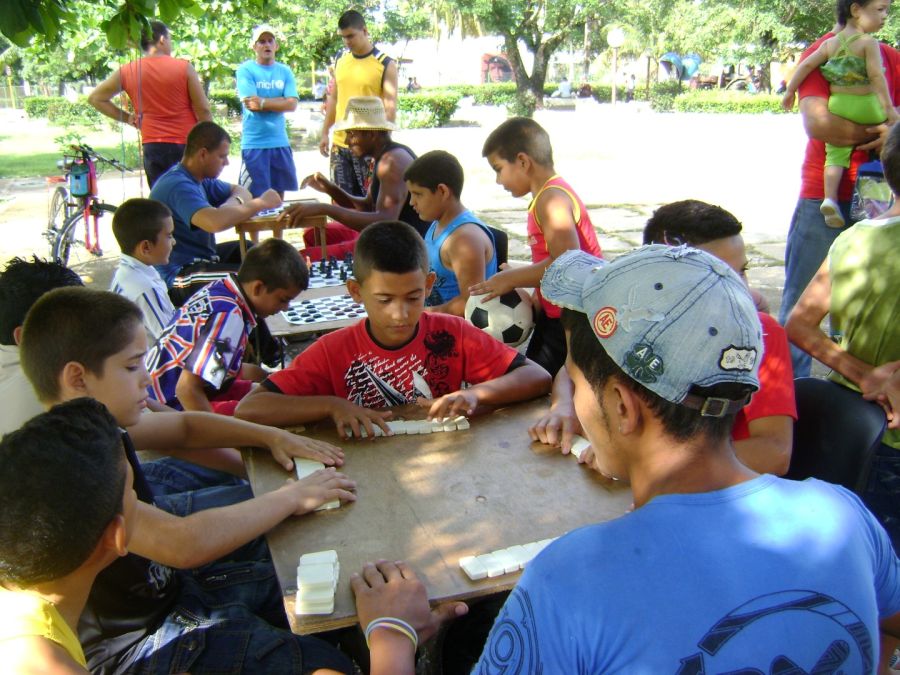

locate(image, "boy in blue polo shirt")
[[404, 150, 498, 316], [237, 24, 299, 198]]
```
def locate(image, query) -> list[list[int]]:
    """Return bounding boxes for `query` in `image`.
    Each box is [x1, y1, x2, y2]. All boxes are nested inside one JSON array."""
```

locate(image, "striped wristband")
[[364, 617, 418, 651]]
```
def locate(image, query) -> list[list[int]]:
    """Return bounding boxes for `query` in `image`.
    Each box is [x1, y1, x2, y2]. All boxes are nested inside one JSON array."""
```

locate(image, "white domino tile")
[[296, 550, 340, 615], [356, 417, 471, 439], [295, 461, 342, 512], [460, 537, 560, 580], [570, 435, 591, 461]]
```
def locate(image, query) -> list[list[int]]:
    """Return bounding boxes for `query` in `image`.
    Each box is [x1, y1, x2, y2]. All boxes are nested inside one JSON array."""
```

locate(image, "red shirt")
[[264, 312, 520, 407], [798, 34, 900, 201], [732, 313, 797, 440], [120, 55, 199, 145]]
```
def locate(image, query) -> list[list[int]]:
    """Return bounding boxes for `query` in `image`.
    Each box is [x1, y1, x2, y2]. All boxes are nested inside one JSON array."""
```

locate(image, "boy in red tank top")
[[472, 117, 603, 377]]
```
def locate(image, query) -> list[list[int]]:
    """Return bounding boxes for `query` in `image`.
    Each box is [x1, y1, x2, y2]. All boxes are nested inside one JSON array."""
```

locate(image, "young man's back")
[[480, 474, 897, 670]]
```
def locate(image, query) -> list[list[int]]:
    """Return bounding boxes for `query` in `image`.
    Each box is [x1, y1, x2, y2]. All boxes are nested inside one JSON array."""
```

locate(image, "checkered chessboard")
[[281, 294, 367, 325]]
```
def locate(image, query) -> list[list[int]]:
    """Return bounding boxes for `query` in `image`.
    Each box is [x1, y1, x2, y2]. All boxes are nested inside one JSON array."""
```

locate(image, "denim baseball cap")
[[542, 245, 762, 416]]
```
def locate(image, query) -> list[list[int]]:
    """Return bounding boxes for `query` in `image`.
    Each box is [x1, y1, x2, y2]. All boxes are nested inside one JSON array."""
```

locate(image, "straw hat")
[[332, 96, 397, 132]]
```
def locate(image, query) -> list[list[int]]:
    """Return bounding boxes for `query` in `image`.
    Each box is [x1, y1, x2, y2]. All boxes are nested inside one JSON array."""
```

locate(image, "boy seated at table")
[[146, 237, 307, 414], [403, 150, 498, 316], [110, 197, 177, 341], [235, 220, 551, 436], [19, 286, 356, 674], [0, 399, 134, 674]]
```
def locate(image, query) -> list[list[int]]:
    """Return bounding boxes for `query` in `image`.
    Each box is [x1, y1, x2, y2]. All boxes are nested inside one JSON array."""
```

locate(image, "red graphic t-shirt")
[[264, 312, 520, 407]]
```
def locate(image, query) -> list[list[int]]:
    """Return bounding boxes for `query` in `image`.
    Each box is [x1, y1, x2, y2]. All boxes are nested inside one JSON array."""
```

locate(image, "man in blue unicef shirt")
[[236, 25, 299, 198]]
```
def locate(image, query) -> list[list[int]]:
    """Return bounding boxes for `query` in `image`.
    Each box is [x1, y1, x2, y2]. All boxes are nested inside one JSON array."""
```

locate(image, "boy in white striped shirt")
[[110, 198, 177, 341]]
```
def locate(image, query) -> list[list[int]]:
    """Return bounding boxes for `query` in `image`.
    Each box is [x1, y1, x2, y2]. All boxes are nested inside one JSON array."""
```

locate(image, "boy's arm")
[[174, 370, 214, 412], [234, 388, 392, 439], [128, 407, 346, 468], [128, 468, 356, 569], [427, 226, 492, 316], [864, 40, 900, 123], [528, 367, 587, 457], [468, 259, 551, 301], [427, 357, 551, 419], [191, 190, 282, 233]]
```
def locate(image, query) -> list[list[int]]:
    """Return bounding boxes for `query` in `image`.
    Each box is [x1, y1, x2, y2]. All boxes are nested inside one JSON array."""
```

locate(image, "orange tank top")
[[120, 55, 198, 145]]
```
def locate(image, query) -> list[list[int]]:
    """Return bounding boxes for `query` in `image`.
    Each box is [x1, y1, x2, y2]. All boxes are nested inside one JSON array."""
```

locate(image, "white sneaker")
[[820, 198, 846, 228]]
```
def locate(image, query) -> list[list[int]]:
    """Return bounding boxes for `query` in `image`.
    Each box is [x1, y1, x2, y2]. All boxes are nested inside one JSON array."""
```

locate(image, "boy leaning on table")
[[348, 246, 900, 674], [19, 285, 356, 674], [235, 220, 551, 436]]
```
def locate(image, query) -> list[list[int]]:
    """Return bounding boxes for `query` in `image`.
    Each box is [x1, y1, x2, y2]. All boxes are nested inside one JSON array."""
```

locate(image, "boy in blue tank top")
[[404, 150, 498, 316]]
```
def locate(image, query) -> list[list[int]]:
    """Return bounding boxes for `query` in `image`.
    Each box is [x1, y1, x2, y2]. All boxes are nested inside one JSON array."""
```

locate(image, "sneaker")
[[820, 198, 846, 228]]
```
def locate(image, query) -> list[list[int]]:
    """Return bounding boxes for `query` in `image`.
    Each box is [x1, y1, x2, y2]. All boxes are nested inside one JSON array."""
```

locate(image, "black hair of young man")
[[112, 198, 172, 254], [481, 117, 554, 167], [0, 256, 83, 345], [352, 220, 429, 282], [185, 121, 231, 157], [642, 199, 743, 246], [403, 150, 464, 198], [236, 237, 310, 292]]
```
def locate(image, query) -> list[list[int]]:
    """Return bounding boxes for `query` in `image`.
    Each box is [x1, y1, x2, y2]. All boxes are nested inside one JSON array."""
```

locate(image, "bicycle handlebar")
[[68, 144, 131, 172]]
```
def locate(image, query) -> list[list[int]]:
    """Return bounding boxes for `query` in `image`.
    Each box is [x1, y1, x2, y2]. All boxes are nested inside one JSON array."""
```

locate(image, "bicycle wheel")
[[53, 203, 116, 268], [46, 186, 74, 255]]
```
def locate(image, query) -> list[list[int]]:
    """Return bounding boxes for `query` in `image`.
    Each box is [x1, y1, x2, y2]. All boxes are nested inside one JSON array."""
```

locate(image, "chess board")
[[282, 294, 367, 325], [307, 256, 353, 289]]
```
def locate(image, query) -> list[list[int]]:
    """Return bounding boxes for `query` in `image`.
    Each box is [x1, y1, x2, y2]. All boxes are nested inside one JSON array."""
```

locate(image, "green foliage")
[[671, 90, 787, 114], [46, 96, 104, 128], [209, 89, 241, 117], [398, 92, 461, 128], [23, 94, 58, 117], [649, 80, 683, 112], [471, 82, 517, 107]]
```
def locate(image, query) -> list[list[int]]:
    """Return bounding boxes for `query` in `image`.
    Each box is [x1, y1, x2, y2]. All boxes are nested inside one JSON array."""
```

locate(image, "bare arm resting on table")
[[191, 188, 282, 234], [129, 468, 356, 569]]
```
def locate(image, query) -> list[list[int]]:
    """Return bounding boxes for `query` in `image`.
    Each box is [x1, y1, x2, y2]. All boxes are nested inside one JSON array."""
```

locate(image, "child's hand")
[[425, 390, 479, 419], [283, 467, 357, 515], [468, 269, 516, 302], [781, 91, 796, 112], [529, 407, 584, 456], [268, 429, 344, 470], [330, 399, 393, 439]]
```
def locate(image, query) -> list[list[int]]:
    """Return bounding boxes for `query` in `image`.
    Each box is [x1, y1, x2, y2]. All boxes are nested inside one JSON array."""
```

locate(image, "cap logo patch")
[[592, 307, 618, 338], [625, 343, 664, 384], [719, 346, 758, 372]]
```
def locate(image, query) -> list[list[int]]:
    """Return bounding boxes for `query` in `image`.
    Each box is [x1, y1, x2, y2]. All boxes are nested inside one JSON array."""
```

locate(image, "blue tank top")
[[425, 210, 498, 306]]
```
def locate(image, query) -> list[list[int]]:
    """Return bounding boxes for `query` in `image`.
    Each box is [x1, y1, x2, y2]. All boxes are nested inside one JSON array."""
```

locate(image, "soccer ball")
[[465, 289, 535, 346]]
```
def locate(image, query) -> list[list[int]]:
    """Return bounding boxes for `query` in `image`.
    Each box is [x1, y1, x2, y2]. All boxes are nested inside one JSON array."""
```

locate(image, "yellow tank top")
[[0, 589, 87, 667], [333, 47, 393, 148]]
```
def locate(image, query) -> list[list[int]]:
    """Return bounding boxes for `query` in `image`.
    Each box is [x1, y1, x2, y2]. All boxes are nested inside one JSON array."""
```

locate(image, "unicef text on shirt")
[[255, 80, 286, 89]]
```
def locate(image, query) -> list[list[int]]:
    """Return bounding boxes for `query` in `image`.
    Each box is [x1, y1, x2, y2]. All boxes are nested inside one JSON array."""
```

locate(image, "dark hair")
[[0, 398, 126, 587], [642, 200, 743, 246], [141, 20, 169, 51], [0, 257, 83, 345], [185, 121, 231, 157], [338, 10, 367, 30], [21, 288, 143, 403], [562, 309, 747, 443], [882, 123, 900, 195], [112, 198, 172, 255], [482, 117, 554, 167], [353, 220, 429, 281], [836, 0, 875, 26], [237, 238, 309, 292], [403, 150, 465, 198]]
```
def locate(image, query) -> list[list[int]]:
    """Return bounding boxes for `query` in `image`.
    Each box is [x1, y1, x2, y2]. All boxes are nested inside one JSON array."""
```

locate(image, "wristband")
[[234, 195, 244, 205], [260, 98, 265, 110], [364, 617, 418, 652]]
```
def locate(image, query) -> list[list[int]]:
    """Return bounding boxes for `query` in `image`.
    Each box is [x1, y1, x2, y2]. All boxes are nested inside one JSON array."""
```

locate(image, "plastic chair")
[[785, 377, 888, 495], [488, 227, 508, 266]]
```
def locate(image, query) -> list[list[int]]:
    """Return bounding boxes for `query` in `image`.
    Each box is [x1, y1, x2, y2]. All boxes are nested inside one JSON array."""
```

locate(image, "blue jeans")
[[142, 457, 246, 499], [778, 198, 851, 377], [862, 443, 900, 553]]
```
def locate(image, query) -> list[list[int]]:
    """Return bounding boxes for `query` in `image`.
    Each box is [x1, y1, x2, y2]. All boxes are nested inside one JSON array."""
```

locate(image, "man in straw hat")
[[347, 245, 900, 672], [281, 96, 428, 260]]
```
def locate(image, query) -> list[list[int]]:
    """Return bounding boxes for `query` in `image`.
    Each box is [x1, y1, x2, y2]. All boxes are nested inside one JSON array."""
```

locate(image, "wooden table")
[[236, 200, 327, 259], [243, 398, 632, 635]]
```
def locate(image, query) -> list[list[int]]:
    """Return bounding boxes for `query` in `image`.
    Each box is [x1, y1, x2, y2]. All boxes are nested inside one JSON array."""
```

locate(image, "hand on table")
[[529, 407, 587, 458], [268, 428, 345, 471], [282, 467, 356, 515], [423, 390, 478, 420], [256, 188, 282, 210], [468, 267, 517, 302], [278, 201, 323, 227], [330, 399, 393, 439], [351, 560, 468, 645]]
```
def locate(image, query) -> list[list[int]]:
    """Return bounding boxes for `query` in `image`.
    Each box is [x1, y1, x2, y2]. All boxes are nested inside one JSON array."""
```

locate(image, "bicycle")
[[45, 144, 129, 267]]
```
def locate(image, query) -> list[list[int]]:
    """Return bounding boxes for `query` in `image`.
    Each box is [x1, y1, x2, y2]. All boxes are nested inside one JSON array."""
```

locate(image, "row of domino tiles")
[[353, 416, 470, 438], [459, 537, 559, 580], [296, 550, 339, 615]]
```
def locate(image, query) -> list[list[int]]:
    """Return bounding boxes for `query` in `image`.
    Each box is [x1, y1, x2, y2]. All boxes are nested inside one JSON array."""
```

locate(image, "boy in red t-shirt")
[[472, 117, 603, 379], [236, 220, 550, 436]]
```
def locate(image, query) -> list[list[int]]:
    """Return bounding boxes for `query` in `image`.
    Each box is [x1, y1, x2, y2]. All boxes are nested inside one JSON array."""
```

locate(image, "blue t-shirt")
[[236, 60, 298, 149], [149, 163, 232, 268], [475, 475, 900, 673], [424, 210, 498, 306]]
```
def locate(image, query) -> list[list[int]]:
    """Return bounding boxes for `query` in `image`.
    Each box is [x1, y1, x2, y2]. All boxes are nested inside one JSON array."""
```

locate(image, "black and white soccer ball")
[[465, 289, 535, 346]]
